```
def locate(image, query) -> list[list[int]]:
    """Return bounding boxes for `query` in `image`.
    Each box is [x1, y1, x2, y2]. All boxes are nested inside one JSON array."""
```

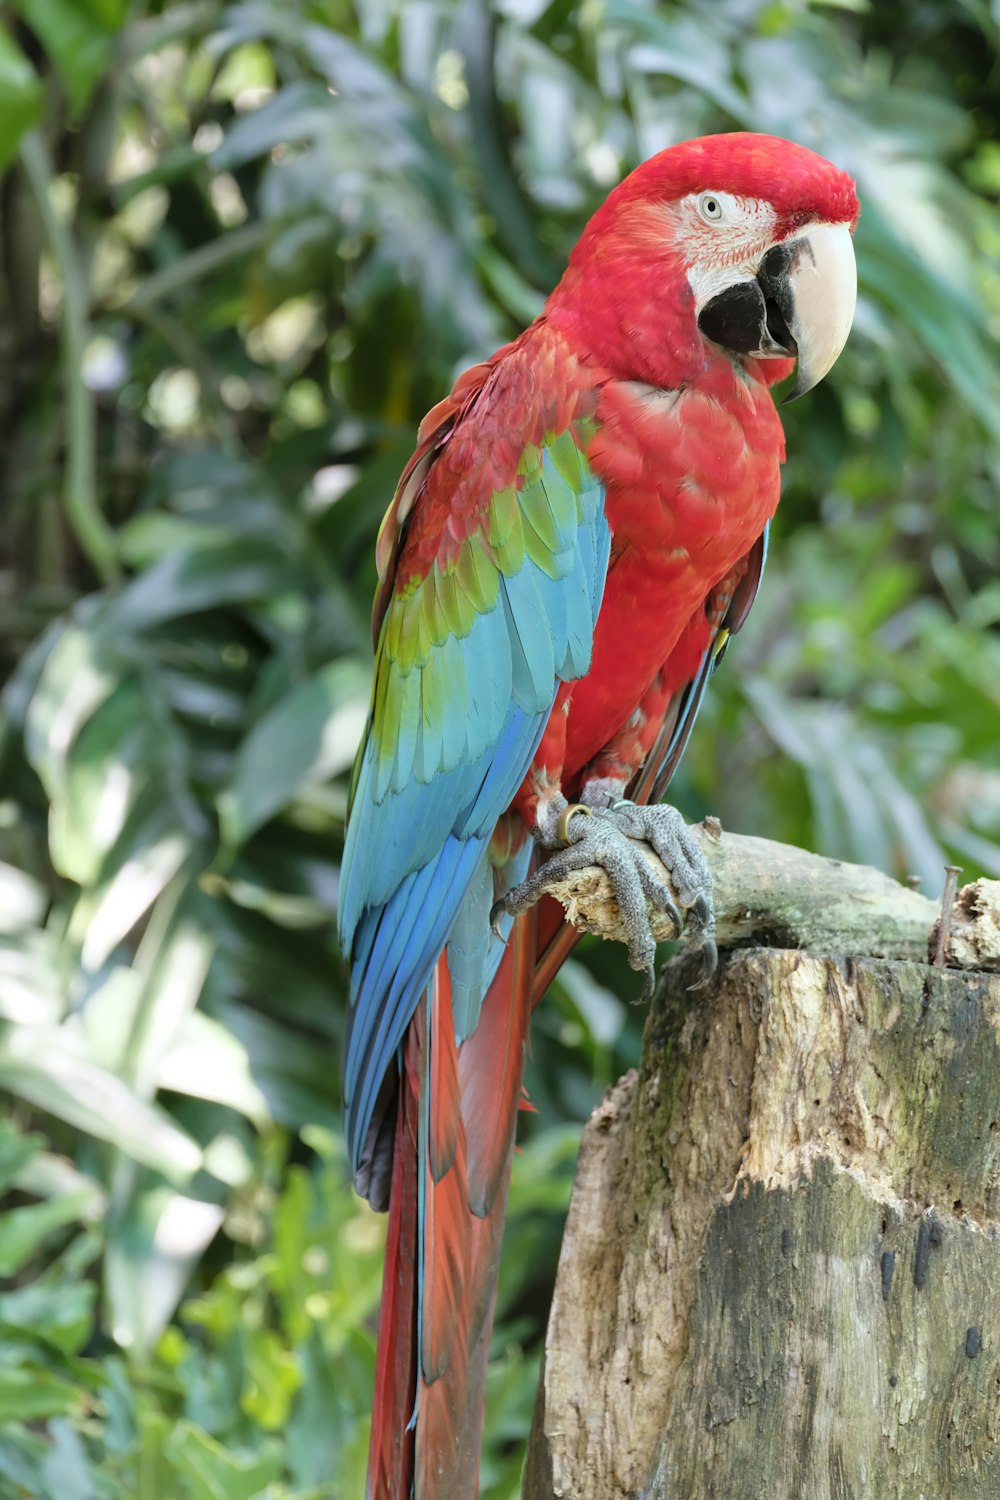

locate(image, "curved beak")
[[696, 220, 857, 401], [758, 221, 857, 401]]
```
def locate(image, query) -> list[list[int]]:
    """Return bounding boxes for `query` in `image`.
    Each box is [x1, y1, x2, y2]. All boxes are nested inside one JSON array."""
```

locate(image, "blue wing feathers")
[[501, 570, 556, 709], [343, 707, 549, 1178], [447, 840, 532, 1045], [451, 703, 550, 839], [445, 856, 496, 1044], [341, 697, 548, 944], [345, 836, 488, 1161], [340, 443, 609, 1186]]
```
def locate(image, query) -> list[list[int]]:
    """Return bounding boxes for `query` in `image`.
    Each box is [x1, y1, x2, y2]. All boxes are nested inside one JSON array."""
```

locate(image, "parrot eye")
[[698, 194, 724, 223]]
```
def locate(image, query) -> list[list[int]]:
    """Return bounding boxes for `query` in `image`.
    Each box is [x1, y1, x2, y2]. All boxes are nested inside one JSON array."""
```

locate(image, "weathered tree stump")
[[524, 854, 1000, 1500]]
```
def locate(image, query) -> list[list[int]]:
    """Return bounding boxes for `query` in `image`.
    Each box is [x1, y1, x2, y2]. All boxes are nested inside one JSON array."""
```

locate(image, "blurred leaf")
[[0, 931, 65, 1025], [0, 862, 47, 935], [0, 1119, 40, 1193], [164, 1422, 283, 1500], [40, 1421, 98, 1500], [0, 1024, 202, 1179], [217, 659, 370, 850], [556, 958, 626, 1048], [158, 1009, 270, 1125], [859, 203, 1000, 443], [0, 1192, 92, 1277], [611, 2, 748, 119], [213, 82, 339, 170], [0, 1278, 95, 1356], [23, 627, 119, 809], [217, 1004, 341, 1131], [0, 30, 42, 170], [48, 682, 172, 888], [112, 892, 217, 1101], [242, 1326, 302, 1430], [104, 539, 304, 633], [504, 1126, 579, 1219], [13, 0, 122, 116], [0, 1364, 80, 1422], [71, 811, 193, 972], [11, 1147, 107, 1220], [106, 1181, 225, 1355]]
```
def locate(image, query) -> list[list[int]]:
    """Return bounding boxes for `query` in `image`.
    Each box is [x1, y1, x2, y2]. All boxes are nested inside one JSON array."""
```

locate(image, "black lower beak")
[[697, 269, 797, 361], [698, 223, 857, 397]]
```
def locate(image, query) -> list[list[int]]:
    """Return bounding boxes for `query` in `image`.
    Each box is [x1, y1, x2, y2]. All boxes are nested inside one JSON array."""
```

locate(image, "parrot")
[[338, 131, 859, 1499]]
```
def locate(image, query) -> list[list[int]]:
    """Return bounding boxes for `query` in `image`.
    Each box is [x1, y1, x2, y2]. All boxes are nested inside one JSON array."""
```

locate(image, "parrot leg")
[[492, 797, 716, 1000]]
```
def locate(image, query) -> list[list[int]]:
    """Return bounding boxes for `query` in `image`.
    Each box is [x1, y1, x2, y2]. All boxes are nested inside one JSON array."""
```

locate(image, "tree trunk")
[[523, 946, 1000, 1500]]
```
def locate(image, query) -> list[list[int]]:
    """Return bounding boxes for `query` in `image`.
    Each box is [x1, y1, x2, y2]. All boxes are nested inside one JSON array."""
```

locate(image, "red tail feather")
[[367, 1033, 419, 1500], [367, 918, 536, 1500], [428, 960, 461, 1181], [418, 1150, 512, 1499], [420, 964, 468, 1384]]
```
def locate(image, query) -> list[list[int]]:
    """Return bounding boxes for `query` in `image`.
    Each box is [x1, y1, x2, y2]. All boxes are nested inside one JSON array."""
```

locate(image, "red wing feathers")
[[371, 347, 514, 649]]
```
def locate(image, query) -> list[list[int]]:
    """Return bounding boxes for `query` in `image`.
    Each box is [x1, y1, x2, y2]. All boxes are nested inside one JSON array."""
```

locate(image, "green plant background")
[[1, 1, 998, 1494]]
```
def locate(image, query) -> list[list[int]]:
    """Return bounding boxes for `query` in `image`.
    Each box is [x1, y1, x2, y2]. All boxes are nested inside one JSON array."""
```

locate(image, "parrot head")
[[550, 132, 859, 399]]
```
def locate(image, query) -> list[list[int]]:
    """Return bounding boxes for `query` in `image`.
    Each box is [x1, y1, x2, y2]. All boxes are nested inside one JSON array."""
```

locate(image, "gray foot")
[[492, 800, 716, 1001]]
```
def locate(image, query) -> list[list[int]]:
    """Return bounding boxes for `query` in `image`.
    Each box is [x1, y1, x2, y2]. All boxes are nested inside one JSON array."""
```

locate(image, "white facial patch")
[[667, 190, 780, 311]]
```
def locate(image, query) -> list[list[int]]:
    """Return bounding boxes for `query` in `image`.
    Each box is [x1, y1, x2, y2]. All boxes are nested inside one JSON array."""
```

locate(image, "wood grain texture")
[[524, 950, 1000, 1500]]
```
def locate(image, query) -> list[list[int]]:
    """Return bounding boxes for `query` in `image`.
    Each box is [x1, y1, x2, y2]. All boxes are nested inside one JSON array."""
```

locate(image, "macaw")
[[339, 132, 859, 1499]]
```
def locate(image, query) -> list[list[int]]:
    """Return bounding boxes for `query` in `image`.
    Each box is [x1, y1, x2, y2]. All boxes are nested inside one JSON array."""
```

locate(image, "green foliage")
[[0, 1116, 379, 1497], [0, 26, 43, 168], [0, 1113, 575, 1496], [0, 0, 998, 1492]]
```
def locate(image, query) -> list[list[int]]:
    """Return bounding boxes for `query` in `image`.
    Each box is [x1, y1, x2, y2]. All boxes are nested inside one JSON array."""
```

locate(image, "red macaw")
[[339, 132, 859, 1498]]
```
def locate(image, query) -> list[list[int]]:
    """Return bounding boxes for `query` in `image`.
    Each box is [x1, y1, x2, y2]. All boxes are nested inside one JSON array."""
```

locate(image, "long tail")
[[367, 905, 537, 1500]]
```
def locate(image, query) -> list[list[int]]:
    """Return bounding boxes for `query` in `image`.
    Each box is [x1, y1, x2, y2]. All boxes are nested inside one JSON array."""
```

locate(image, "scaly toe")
[[493, 799, 715, 1000], [633, 858, 683, 934]]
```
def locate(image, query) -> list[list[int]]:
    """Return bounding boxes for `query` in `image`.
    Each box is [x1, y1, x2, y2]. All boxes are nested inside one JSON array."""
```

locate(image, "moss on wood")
[[525, 952, 1000, 1500]]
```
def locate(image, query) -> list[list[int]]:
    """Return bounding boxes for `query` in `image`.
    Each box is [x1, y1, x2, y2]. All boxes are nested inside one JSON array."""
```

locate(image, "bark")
[[524, 854, 1000, 1500]]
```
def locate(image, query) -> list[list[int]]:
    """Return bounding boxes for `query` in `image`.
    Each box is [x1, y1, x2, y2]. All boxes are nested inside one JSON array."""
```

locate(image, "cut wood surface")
[[524, 847, 1000, 1500]]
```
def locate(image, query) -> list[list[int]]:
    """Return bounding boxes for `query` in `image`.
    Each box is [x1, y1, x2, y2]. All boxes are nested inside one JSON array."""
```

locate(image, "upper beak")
[[696, 220, 857, 401], [757, 221, 857, 401]]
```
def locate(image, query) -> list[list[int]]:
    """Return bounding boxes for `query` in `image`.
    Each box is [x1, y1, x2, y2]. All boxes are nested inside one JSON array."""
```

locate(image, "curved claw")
[[686, 936, 718, 991], [643, 873, 683, 936], [489, 898, 506, 941], [688, 893, 712, 932], [639, 964, 657, 1005]]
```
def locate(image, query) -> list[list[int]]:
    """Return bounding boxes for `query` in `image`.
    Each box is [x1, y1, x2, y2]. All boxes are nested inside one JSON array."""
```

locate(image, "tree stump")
[[523, 941, 1000, 1500]]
